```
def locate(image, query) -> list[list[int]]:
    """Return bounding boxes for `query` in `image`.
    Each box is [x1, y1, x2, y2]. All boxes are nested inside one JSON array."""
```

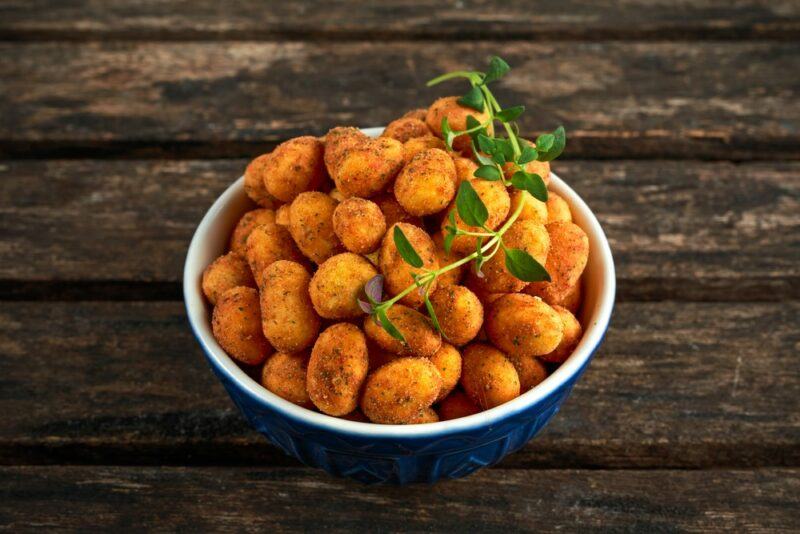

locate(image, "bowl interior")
[[183, 127, 615, 437]]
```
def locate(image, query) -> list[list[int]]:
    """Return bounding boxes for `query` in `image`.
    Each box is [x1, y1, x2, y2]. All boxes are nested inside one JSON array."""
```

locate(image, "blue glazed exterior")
[[194, 321, 607, 484]]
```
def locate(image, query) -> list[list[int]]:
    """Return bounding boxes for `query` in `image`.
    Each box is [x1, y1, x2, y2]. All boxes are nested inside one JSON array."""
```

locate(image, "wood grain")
[[1, 301, 797, 468], [1, 1, 795, 520], [1, 1, 799, 40], [2, 42, 799, 159], [1, 160, 797, 300], [1, 466, 797, 531]]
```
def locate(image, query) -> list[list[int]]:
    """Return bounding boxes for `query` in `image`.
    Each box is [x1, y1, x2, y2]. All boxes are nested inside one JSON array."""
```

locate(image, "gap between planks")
[[1, 0, 799, 42], [0, 466, 798, 532], [2, 41, 800, 161], [1, 158, 797, 302], [1, 281, 798, 303], [3, 29, 800, 43], [4, 142, 800, 162]]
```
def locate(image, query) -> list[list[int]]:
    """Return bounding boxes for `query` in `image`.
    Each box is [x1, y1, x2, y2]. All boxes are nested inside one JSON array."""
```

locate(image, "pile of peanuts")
[[201, 97, 589, 424]]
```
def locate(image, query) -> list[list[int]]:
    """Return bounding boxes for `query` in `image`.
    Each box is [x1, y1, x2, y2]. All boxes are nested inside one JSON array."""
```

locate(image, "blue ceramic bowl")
[[184, 127, 615, 484]]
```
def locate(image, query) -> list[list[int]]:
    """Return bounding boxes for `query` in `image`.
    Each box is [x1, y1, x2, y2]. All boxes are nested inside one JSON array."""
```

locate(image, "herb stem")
[[451, 119, 494, 137], [482, 239, 504, 262], [482, 86, 522, 159], [427, 71, 481, 87], [376, 273, 435, 310], [457, 229, 495, 238], [370, 57, 561, 342], [377, 194, 526, 312], [442, 197, 524, 274]]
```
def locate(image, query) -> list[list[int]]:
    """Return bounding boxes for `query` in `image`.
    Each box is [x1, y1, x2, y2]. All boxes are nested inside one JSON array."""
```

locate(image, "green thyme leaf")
[[511, 171, 548, 202], [393, 226, 424, 268], [458, 86, 485, 112], [535, 133, 555, 153], [490, 150, 506, 165], [518, 145, 538, 165], [375, 308, 406, 342], [441, 117, 456, 151], [443, 210, 458, 256], [483, 56, 510, 85], [473, 144, 496, 166], [443, 229, 456, 255], [465, 114, 482, 130], [495, 105, 525, 122], [465, 115, 486, 144], [477, 133, 495, 153], [469, 130, 494, 165], [455, 180, 489, 228], [504, 248, 550, 282], [473, 237, 486, 277], [536, 126, 566, 162], [494, 138, 516, 161], [474, 164, 502, 181], [423, 293, 444, 337]]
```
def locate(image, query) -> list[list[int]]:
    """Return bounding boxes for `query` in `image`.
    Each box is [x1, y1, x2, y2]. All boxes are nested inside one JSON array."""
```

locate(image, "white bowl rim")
[[183, 126, 616, 438]]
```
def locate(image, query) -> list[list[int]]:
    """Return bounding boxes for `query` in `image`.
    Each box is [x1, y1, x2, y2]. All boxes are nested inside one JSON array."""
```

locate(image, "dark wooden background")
[[1, 1, 799, 531]]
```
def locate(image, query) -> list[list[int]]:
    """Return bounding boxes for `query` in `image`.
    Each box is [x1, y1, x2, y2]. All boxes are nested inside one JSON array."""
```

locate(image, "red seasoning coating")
[[307, 323, 369, 416], [202, 65, 586, 425]]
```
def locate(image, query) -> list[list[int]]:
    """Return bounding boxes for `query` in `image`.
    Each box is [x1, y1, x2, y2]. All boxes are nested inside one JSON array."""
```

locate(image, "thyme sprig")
[[361, 56, 566, 342]]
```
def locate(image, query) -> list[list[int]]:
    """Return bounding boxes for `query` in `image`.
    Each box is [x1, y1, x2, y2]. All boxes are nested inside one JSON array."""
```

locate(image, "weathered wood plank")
[[1, 301, 797, 468], [1, 42, 799, 159], [1, 160, 797, 301], [1, 466, 797, 531], [1, 1, 799, 40]]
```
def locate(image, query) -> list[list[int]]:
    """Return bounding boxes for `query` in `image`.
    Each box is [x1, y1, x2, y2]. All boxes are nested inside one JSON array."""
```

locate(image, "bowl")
[[184, 127, 615, 484]]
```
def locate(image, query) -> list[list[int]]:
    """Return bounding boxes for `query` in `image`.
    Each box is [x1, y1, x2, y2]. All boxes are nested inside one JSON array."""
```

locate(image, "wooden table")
[[1, 1, 799, 531]]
